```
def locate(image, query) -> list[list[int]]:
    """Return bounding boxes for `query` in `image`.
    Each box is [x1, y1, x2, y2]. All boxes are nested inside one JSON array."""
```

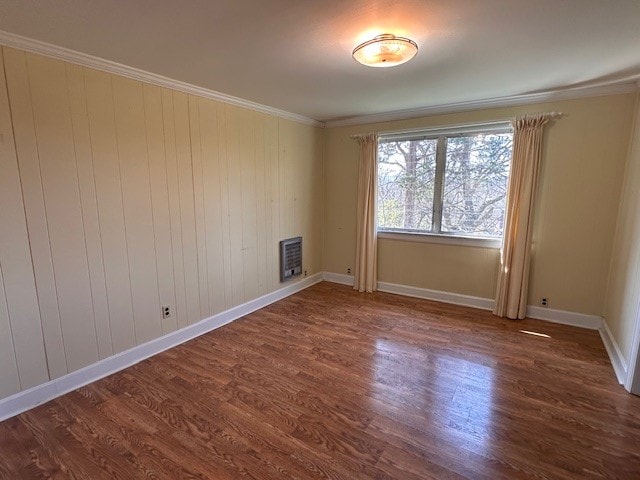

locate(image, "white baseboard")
[[322, 272, 355, 286], [525, 305, 602, 330], [599, 319, 628, 385], [0, 273, 323, 422], [325, 273, 622, 382], [1, 271, 616, 421], [376, 281, 494, 311], [323, 273, 602, 331]]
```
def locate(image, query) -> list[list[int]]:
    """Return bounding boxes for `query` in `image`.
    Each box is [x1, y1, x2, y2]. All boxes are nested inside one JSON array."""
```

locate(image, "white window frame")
[[377, 121, 513, 249]]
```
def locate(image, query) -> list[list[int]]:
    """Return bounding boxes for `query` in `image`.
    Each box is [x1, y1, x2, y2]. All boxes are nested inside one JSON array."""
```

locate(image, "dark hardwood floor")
[[1, 281, 640, 479]]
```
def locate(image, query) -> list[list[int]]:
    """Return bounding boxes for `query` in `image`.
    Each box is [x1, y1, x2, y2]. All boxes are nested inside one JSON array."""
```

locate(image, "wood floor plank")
[[1, 281, 640, 479]]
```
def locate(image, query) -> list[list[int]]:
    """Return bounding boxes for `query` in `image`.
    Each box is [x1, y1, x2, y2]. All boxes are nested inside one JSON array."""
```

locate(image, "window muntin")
[[377, 127, 513, 239]]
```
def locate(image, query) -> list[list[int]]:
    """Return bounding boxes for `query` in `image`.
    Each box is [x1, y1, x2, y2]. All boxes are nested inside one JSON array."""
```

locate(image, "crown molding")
[[324, 82, 639, 128], [1, 30, 637, 131], [0, 30, 323, 128]]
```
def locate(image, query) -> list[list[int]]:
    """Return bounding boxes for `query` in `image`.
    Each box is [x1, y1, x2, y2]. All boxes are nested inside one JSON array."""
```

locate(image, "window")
[[377, 124, 513, 241]]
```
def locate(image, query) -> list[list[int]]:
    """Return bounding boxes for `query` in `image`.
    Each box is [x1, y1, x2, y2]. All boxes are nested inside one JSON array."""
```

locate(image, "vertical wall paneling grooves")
[[266, 116, 280, 290], [255, 113, 268, 296], [84, 68, 136, 353], [3, 47, 67, 379], [173, 92, 200, 324], [239, 108, 259, 301], [66, 63, 113, 360], [0, 45, 324, 403], [112, 76, 162, 344], [217, 102, 233, 310], [298, 125, 309, 272], [278, 119, 288, 243], [0, 263, 21, 397], [188, 95, 210, 317], [199, 98, 226, 315], [293, 124, 301, 240], [143, 84, 177, 335], [0, 47, 50, 389], [225, 104, 245, 306], [285, 121, 296, 238], [162, 88, 187, 329], [26, 53, 98, 372], [0, 49, 26, 396]]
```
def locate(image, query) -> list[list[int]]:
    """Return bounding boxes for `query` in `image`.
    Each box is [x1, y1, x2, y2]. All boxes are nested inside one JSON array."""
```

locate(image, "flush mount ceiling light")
[[352, 34, 418, 67]]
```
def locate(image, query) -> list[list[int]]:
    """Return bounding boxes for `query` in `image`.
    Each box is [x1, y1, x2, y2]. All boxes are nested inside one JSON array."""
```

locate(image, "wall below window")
[[0, 46, 324, 401], [378, 239, 499, 299], [324, 94, 636, 315]]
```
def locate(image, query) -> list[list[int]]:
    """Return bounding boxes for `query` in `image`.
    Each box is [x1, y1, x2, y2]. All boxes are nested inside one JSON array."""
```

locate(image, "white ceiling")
[[0, 0, 639, 123]]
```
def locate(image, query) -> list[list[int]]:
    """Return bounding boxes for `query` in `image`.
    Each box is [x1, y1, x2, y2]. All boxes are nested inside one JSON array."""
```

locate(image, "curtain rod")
[[349, 112, 564, 139], [521, 111, 564, 118], [349, 133, 376, 139]]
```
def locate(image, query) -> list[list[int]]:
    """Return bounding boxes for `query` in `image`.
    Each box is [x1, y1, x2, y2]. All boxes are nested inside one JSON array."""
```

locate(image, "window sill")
[[377, 230, 502, 249]]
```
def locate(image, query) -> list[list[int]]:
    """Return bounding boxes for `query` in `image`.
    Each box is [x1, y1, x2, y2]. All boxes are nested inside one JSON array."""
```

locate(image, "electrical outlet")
[[347, 267, 351, 275], [162, 305, 171, 319], [304, 269, 308, 277], [540, 298, 548, 307]]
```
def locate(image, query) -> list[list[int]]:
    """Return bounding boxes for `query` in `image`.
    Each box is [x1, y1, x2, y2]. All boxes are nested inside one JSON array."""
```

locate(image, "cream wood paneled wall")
[[604, 93, 640, 362], [324, 94, 636, 315], [0, 47, 50, 398], [0, 46, 323, 400]]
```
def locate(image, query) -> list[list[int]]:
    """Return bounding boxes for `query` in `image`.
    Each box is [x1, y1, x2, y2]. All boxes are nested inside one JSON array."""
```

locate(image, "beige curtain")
[[494, 114, 553, 319], [354, 133, 378, 292]]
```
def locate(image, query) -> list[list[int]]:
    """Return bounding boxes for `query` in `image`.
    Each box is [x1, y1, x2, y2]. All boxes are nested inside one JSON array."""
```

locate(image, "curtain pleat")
[[354, 134, 378, 292], [494, 114, 551, 319]]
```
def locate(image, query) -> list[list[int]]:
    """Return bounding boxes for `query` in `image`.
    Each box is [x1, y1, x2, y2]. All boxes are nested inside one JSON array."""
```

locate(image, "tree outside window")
[[378, 128, 513, 238]]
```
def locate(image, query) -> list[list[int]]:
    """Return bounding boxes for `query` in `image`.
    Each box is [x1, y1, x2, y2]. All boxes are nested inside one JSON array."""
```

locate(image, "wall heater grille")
[[280, 236, 302, 282]]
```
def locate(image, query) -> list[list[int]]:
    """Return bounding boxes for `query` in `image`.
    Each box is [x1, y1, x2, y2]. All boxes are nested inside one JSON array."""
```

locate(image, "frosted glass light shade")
[[352, 34, 418, 67]]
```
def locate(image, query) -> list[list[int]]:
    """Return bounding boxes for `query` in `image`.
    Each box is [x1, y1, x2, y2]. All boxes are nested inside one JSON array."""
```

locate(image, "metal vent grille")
[[280, 236, 302, 282]]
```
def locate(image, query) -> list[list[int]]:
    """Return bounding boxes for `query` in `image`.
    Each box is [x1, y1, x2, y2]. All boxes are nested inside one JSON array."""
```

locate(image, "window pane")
[[441, 133, 513, 237], [378, 139, 437, 231]]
